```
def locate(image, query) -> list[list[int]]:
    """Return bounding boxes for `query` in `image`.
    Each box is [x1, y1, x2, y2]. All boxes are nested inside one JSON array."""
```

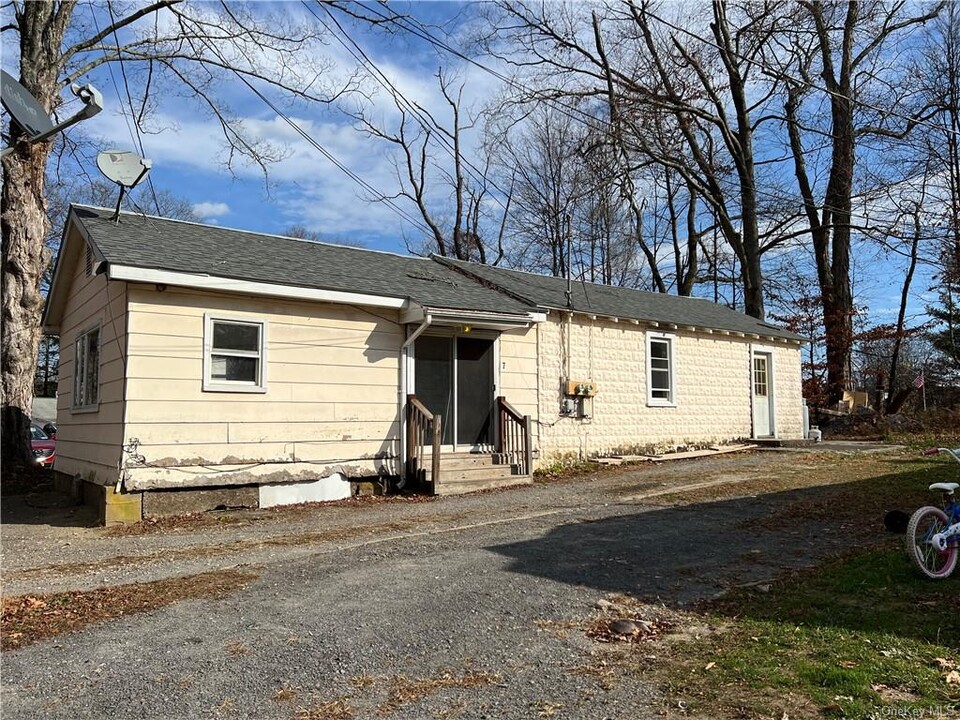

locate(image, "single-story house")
[[43, 205, 805, 523]]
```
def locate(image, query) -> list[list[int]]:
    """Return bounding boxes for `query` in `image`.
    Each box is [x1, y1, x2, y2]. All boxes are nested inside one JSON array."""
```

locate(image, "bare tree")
[[779, 0, 942, 403], [488, 0, 796, 318], [1, 1, 350, 461], [350, 70, 510, 263]]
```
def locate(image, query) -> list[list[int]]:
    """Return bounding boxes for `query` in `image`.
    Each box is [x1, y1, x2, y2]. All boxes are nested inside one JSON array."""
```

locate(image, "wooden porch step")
[[426, 463, 515, 483], [435, 474, 533, 496], [423, 452, 497, 470]]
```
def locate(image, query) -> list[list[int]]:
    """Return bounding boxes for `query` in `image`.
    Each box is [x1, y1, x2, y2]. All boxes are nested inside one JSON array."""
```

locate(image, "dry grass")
[[225, 640, 252, 657], [1, 568, 257, 650], [272, 685, 299, 703], [294, 699, 353, 720], [533, 618, 579, 638], [349, 674, 376, 690], [565, 659, 619, 690], [378, 670, 501, 715]]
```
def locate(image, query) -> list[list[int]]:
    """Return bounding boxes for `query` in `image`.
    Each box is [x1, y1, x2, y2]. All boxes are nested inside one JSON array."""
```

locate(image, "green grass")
[[664, 547, 960, 718], [647, 443, 960, 717]]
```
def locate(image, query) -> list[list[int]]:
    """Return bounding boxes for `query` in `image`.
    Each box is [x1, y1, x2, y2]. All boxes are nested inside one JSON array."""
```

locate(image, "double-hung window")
[[73, 324, 101, 410], [203, 315, 267, 392], [646, 333, 676, 406]]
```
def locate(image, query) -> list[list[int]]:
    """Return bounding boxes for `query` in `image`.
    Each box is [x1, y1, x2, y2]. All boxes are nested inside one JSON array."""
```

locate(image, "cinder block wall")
[[534, 314, 803, 465]]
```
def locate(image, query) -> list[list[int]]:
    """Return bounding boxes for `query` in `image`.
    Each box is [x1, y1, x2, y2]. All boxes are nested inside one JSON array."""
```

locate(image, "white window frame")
[[646, 332, 677, 407], [72, 322, 102, 412], [203, 314, 268, 393]]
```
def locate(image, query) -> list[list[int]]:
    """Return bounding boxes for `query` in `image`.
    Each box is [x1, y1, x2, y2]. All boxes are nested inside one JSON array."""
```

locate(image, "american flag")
[[914, 371, 925, 389]]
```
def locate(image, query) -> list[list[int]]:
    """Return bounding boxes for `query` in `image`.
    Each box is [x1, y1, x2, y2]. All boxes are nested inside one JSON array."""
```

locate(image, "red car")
[[30, 423, 56, 468]]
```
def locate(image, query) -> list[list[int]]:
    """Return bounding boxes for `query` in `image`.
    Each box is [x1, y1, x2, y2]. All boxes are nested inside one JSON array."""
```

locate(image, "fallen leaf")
[[704, 662, 716, 671], [944, 670, 960, 685], [934, 657, 957, 670], [838, 660, 858, 668]]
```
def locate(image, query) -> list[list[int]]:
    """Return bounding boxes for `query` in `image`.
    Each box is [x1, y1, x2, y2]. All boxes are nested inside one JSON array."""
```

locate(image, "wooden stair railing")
[[406, 394, 441, 490], [496, 396, 533, 476]]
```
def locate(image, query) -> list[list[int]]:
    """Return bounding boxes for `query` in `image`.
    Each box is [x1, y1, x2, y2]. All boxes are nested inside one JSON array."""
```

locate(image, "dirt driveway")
[[0, 446, 913, 719]]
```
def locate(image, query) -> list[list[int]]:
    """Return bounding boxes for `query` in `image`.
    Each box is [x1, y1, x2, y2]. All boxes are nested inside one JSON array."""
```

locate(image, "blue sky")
[[1, 1, 940, 331], [52, 1, 495, 252]]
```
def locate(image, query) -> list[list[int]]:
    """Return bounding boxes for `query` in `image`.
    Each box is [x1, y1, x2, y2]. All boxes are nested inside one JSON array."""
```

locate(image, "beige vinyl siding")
[[54, 231, 128, 484], [122, 285, 403, 489], [498, 325, 539, 448]]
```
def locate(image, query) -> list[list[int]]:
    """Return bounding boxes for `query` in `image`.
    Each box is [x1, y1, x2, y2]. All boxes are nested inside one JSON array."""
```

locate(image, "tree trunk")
[[1, 2, 70, 463], [1, 140, 55, 463]]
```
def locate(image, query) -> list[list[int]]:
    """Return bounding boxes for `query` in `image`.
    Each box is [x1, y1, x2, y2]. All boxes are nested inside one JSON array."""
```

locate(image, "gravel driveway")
[[0, 448, 900, 719]]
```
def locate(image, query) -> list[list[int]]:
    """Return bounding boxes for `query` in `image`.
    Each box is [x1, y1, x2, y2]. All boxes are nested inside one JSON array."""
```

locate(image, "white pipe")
[[402, 314, 433, 350]]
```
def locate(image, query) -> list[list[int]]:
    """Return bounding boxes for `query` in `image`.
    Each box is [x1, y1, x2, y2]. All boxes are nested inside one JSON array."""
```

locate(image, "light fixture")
[[462, 325, 472, 333]]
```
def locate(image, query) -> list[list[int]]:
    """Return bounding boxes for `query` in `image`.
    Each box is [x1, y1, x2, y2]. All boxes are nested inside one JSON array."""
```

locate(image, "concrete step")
[[435, 474, 533, 496]]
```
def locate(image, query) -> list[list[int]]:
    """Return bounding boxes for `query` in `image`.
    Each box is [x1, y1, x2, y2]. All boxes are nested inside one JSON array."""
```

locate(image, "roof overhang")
[[401, 304, 545, 331], [541, 307, 805, 345], [106, 264, 409, 311]]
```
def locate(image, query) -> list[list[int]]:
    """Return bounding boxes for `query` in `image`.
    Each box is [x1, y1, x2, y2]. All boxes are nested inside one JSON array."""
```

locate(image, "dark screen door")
[[414, 335, 494, 447], [414, 335, 454, 445], [456, 337, 493, 446]]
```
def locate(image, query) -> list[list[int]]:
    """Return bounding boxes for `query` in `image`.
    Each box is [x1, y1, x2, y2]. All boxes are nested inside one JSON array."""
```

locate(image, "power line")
[[345, 2, 952, 230], [640, 6, 960, 142], [333, 2, 608, 135], [305, 0, 512, 210], [244, 79, 438, 237], [85, 0, 162, 215]]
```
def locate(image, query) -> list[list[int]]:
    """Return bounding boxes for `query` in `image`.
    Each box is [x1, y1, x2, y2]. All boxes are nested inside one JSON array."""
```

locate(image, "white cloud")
[[192, 201, 231, 219]]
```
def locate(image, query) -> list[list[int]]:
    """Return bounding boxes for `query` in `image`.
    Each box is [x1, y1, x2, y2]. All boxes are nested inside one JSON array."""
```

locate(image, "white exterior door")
[[753, 353, 775, 438]]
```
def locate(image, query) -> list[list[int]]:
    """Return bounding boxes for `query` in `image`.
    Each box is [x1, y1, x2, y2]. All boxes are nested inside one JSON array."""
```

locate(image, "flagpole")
[[922, 366, 927, 411]]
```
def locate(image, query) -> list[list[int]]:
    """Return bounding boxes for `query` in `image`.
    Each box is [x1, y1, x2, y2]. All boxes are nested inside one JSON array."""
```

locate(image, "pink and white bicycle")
[[908, 448, 960, 579]]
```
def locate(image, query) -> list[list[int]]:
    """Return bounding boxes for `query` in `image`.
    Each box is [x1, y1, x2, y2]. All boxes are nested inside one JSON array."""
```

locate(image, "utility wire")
[[191, 30, 437, 238], [347, 2, 953, 233], [92, 0, 162, 215], [306, 0, 512, 210], [246, 82, 438, 238], [334, 2, 606, 134], [640, 6, 960, 142]]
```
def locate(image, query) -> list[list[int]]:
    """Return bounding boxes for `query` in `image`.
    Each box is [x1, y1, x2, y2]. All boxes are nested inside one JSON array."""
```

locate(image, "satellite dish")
[[0, 69, 55, 139], [96, 150, 153, 221], [96, 150, 152, 188], [1, 71, 102, 158]]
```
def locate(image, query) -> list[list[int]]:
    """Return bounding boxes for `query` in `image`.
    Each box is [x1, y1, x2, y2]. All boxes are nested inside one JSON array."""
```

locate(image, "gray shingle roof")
[[70, 206, 535, 315], [435, 257, 804, 341]]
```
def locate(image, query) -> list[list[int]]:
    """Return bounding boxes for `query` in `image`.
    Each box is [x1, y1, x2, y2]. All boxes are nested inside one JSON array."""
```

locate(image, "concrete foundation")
[[142, 486, 259, 517], [81, 482, 143, 526]]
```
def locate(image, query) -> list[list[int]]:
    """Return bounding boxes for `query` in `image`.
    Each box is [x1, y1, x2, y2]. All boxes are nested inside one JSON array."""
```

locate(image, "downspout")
[[399, 313, 432, 488], [402, 313, 434, 351]]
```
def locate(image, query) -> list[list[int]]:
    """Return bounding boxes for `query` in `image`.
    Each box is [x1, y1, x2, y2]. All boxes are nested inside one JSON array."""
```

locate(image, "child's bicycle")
[[908, 448, 960, 579]]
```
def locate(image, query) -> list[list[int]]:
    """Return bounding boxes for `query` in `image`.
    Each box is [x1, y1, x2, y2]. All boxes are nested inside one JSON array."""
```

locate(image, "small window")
[[203, 316, 266, 392], [73, 325, 101, 410], [753, 357, 768, 397], [646, 333, 675, 406]]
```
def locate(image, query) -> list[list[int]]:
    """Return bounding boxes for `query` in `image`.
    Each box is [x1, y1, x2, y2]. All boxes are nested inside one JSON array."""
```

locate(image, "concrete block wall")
[[534, 314, 803, 465], [773, 344, 804, 439]]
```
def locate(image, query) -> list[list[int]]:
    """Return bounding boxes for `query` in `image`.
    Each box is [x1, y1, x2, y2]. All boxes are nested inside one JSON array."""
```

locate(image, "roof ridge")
[[444, 256, 736, 306], [69, 204, 436, 263]]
